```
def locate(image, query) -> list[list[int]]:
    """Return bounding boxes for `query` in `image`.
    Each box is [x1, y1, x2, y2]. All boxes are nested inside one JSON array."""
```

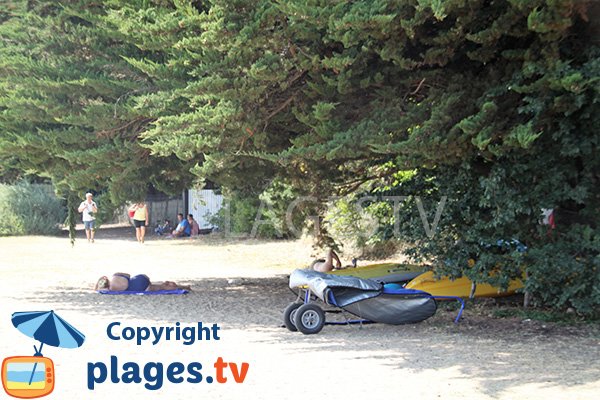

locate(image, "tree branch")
[[97, 116, 155, 140], [403, 78, 426, 101]]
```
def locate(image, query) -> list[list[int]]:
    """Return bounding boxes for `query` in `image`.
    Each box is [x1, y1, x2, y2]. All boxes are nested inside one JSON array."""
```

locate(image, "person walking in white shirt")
[[78, 193, 98, 243]]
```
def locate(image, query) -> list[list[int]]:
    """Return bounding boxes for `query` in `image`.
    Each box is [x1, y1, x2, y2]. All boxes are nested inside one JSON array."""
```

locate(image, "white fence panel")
[[188, 189, 223, 229]]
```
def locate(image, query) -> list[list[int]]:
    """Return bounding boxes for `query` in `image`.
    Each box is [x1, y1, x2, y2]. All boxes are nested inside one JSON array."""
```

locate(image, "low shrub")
[[0, 182, 66, 236]]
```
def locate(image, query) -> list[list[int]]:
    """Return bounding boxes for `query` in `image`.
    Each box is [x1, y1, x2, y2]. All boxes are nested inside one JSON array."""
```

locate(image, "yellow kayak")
[[330, 263, 424, 283], [405, 270, 523, 298]]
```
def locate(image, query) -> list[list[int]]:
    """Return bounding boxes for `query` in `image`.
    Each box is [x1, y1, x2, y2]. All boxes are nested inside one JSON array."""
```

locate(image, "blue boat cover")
[[289, 269, 437, 324], [290, 269, 382, 306]]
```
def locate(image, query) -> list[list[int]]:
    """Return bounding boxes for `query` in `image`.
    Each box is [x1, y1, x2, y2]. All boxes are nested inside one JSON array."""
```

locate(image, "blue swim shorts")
[[128, 274, 151, 291]]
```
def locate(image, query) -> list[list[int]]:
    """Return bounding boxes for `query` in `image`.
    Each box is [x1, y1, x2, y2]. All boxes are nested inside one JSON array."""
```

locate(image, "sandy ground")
[[0, 229, 599, 400]]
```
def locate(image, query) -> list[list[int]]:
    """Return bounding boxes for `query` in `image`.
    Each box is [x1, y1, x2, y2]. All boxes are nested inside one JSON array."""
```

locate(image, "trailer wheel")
[[283, 302, 302, 332], [294, 304, 325, 334]]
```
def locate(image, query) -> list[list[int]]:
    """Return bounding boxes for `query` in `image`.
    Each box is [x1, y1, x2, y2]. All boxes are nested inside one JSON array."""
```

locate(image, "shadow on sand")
[[11, 275, 600, 397]]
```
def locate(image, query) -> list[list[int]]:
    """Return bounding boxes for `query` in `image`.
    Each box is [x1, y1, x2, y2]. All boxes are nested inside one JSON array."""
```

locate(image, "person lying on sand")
[[309, 249, 356, 273], [95, 273, 191, 292]]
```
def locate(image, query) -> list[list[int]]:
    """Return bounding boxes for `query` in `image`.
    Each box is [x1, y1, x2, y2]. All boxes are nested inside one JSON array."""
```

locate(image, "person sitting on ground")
[[188, 214, 200, 236], [309, 248, 353, 273], [154, 219, 171, 236], [95, 272, 191, 292], [171, 213, 191, 237]]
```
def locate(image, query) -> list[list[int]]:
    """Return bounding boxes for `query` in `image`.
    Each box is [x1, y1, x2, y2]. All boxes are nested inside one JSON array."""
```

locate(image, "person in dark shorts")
[[128, 202, 149, 243], [95, 273, 191, 292]]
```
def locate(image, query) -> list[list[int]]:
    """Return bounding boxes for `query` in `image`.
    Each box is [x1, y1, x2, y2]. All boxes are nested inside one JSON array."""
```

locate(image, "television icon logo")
[[2, 356, 54, 399]]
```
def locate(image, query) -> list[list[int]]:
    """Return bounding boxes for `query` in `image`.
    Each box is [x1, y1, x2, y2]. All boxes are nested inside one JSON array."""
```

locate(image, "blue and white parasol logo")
[[11, 311, 86, 354]]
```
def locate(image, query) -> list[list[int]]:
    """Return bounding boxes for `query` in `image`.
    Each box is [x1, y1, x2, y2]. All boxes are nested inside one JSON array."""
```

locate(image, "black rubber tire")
[[294, 303, 325, 335], [283, 302, 302, 332]]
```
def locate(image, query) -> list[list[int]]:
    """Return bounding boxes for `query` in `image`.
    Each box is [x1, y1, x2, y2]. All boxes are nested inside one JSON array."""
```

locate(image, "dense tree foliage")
[[0, 0, 195, 211], [0, 0, 598, 312]]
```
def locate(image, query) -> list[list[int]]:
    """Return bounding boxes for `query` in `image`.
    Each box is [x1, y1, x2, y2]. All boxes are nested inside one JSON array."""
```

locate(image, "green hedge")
[[0, 182, 66, 236]]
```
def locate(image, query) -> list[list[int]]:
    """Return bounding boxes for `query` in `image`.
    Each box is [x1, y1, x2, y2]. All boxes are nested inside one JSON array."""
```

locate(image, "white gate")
[[187, 189, 223, 229]]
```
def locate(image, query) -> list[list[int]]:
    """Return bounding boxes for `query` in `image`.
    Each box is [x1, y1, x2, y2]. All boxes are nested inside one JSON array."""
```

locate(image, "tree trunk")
[[67, 192, 78, 246], [523, 270, 531, 308]]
